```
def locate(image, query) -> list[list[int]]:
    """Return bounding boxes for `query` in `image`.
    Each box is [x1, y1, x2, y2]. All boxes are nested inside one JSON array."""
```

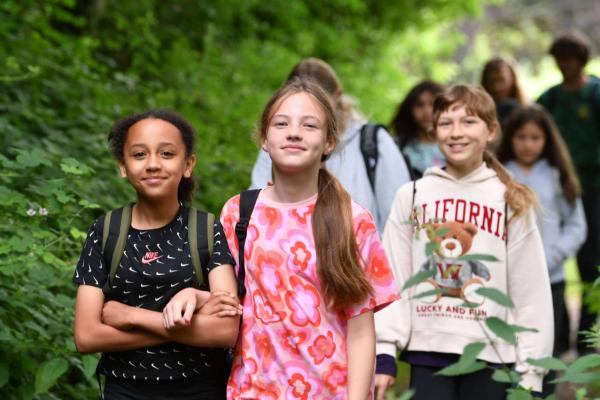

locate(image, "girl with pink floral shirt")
[[219, 78, 399, 400]]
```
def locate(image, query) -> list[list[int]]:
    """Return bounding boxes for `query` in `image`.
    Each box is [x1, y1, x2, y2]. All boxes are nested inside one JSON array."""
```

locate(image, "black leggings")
[[409, 364, 509, 400]]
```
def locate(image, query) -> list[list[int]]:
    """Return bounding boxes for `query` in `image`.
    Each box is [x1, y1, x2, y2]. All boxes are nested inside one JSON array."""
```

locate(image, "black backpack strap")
[[360, 123, 381, 192], [101, 203, 132, 286], [188, 208, 214, 288], [234, 189, 261, 298]]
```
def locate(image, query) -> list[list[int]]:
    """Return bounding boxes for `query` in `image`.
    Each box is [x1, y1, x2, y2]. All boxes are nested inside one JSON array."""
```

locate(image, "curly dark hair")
[[390, 80, 444, 149], [107, 109, 197, 204]]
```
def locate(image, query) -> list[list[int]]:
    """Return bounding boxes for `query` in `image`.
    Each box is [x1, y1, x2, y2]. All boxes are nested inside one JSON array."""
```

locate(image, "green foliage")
[[1, 1, 488, 398], [476, 287, 515, 308], [402, 269, 436, 291], [435, 342, 487, 376]]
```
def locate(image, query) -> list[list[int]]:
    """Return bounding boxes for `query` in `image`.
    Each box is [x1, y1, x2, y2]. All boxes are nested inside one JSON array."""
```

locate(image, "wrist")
[[196, 290, 210, 310]]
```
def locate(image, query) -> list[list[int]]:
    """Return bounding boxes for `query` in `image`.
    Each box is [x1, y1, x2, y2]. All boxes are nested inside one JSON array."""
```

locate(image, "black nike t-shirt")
[[73, 207, 235, 383]]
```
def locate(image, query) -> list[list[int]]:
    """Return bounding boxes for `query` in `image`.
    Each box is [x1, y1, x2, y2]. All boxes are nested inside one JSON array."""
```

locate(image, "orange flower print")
[[280, 230, 315, 273], [253, 291, 285, 324], [257, 204, 283, 240], [254, 381, 281, 400], [308, 331, 336, 365], [290, 204, 314, 225], [278, 328, 309, 355], [255, 249, 285, 299], [284, 361, 323, 398], [288, 373, 312, 400], [254, 329, 274, 373], [228, 350, 257, 396], [285, 276, 321, 327], [324, 363, 347, 393], [354, 212, 376, 244], [368, 244, 394, 287]]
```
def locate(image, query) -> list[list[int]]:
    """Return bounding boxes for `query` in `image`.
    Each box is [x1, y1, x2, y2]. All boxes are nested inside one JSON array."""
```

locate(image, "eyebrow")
[[129, 142, 177, 147]]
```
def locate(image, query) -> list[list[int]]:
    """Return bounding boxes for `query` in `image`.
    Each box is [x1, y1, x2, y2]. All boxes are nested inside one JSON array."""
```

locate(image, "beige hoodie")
[[375, 163, 553, 392]]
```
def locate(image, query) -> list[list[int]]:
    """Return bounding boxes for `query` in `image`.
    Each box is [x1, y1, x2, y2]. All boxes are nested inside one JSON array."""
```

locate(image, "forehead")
[[272, 91, 325, 118], [127, 118, 183, 145], [439, 103, 478, 117]]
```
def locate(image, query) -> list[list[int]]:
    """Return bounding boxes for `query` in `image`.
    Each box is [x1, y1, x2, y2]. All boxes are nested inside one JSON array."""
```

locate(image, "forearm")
[[129, 307, 240, 348], [74, 321, 167, 354], [347, 311, 375, 400]]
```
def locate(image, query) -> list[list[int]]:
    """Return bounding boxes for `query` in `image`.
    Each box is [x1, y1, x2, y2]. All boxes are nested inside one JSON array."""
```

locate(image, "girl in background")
[[74, 110, 240, 400], [481, 57, 525, 125], [223, 78, 399, 399], [375, 85, 552, 400], [498, 104, 586, 396], [390, 80, 446, 178]]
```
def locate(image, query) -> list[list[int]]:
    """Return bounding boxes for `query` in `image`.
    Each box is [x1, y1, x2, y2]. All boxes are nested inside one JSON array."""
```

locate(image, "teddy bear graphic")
[[415, 221, 491, 305]]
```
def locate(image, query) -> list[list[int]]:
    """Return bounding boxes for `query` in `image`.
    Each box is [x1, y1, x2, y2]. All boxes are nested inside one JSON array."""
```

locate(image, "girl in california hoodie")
[[374, 85, 553, 400]]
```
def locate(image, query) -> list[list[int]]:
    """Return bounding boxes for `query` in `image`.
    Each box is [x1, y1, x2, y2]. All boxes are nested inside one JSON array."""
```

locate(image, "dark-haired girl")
[[390, 80, 446, 178], [221, 78, 398, 399], [498, 104, 587, 396], [73, 110, 240, 400], [481, 57, 525, 125]]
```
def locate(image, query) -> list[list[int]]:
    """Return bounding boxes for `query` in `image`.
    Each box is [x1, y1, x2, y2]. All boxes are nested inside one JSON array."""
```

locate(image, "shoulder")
[[537, 84, 561, 104]]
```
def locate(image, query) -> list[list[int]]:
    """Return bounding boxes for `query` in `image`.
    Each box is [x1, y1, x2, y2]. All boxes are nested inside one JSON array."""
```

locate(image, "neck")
[[132, 195, 180, 230], [266, 165, 320, 203], [445, 160, 484, 179], [563, 73, 587, 91], [515, 160, 535, 175]]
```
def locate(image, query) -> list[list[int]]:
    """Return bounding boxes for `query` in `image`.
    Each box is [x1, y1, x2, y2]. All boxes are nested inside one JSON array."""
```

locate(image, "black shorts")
[[103, 377, 225, 400]]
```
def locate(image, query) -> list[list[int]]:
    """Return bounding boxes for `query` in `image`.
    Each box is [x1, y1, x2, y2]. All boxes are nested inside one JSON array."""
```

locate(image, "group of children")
[[73, 34, 595, 400]]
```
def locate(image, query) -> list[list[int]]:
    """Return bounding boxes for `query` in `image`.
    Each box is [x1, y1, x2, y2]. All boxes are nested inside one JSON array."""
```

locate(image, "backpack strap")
[[188, 208, 214, 288], [234, 189, 261, 298], [360, 124, 381, 193], [102, 203, 132, 286]]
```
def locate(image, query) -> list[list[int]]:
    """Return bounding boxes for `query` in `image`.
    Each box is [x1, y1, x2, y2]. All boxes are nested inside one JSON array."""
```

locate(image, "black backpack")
[[233, 189, 261, 297], [359, 123, 381, 193], [101, 204, 214, 288]]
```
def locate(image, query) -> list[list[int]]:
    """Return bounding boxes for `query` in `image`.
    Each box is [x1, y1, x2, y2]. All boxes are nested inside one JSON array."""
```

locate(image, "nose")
[[286, 124, 301, 141], [445, 242, 456, 250], [146, 153, 161, 171], [448, 122, 463, 138]]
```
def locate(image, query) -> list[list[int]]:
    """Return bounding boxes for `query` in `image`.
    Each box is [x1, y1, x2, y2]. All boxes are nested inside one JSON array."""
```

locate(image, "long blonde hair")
[[433, 85, 537, 219], [259, 78, 373, 310]]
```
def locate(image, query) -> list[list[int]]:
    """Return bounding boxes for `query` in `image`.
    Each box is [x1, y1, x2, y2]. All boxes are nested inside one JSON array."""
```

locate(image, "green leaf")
[[485, 317, 537, 345], [566, 353, 600, 373], [554, 371, 600, 384], [70, 227, 87, 240], [60, 157, 93, 176], [491, 368, 521, 384], [436, 342, 486, 376], [425, 241, 439, 256], [459, 253, 499, 262], [486, 317, 517, 344], [15, 148, 46, 168], [34, 358, 69, 394], [412, 288, 446, 300], [0, 362, 8, 388], [402, 269, 436, 290], [506, 388, 534, 400], [82, 355, 98, 379], [396, 389, 415, 400], [476, 287, 514, 308], [78, 199, 101, 209], [525, 357, 567, 371]]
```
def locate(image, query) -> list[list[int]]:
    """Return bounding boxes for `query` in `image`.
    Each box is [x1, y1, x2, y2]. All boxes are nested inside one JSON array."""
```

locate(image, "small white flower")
[[26, 208, 36, 216], [39, 208, 48, 216]]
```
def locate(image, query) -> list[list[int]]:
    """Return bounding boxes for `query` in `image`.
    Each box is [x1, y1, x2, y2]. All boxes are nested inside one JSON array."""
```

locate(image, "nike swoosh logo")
[[141, 254, 162, 264], [171, 282, 180, 287]]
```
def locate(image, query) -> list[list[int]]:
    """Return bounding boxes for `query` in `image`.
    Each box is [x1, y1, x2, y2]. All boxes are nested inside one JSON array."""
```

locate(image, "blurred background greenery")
[[1, 0, 599, 398]]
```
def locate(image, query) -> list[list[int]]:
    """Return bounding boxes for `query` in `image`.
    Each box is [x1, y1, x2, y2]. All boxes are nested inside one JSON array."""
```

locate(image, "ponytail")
[[483, 151, 537, 220], [313, 169, 373, 310], [178, 176, 196, 205]]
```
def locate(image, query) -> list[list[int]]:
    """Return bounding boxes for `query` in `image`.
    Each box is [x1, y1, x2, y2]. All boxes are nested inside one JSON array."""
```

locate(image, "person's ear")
[[487, 122, 499, 143], [184, 154, 196, 178], [118, 161, 127, 178]]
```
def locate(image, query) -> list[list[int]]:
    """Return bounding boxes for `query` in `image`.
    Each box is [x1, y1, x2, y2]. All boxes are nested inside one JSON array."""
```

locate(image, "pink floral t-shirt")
[[221, 191, 399, 400]]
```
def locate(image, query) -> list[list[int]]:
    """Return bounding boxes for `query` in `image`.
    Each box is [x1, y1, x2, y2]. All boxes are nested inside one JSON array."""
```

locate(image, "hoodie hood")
[[423, 162, 498, 184]]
